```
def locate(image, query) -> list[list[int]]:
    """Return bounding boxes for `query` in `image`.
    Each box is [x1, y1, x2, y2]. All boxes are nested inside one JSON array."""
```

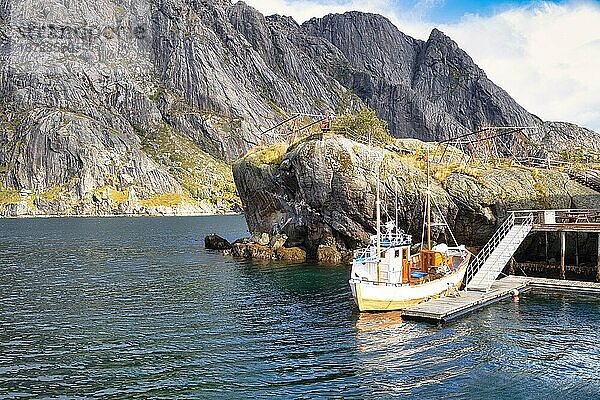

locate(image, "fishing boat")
[[349, 156, 471, 312]]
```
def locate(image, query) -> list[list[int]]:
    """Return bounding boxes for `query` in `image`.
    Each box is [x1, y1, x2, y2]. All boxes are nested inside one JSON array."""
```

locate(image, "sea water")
[[1, 216, 599, 399]]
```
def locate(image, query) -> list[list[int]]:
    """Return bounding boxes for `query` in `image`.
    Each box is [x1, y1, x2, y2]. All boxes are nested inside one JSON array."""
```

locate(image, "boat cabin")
[[351, 232, 465, 286]]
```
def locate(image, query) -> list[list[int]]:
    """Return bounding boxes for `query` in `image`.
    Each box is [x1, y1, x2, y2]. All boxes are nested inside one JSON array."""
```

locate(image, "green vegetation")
[[107, 188, 128, 206], [432, 162, 482, 183], [135, 124, 240, 210], [379, 141, 485, 186], [39, 186, 62, 202], [530, 169, 552, 207], [140, 193, 184, 208], [332, 108, 393, 146], [0, 190, 20, 204], [557, 147, 590, 164], [91, 186, 129, 207], [244, 144, 288, 166]]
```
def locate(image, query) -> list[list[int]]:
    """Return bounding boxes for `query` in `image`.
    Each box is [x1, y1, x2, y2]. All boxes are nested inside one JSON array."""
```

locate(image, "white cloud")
[[243, 0, 600, 131], [440, 2, 600, 132]]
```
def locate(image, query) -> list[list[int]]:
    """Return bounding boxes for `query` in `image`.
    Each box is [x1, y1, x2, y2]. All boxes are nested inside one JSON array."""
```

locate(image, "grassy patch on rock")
[[244, 144, 288, 166], [0, 189, 20, 204], [93, 186, 129, 207], [432, 163, 482, 184], [332, 108, 393, 146], [135, 125, 239, 211], [39, 186, 62, 202], [139, 193, 184, 208]]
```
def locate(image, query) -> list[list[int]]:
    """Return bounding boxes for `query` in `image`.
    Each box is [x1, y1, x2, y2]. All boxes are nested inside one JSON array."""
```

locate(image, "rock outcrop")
[[228, 232, 306, 262], [233, 134, 600, 260], [205, 234, 232, 250], [1, 1, 598, 216]]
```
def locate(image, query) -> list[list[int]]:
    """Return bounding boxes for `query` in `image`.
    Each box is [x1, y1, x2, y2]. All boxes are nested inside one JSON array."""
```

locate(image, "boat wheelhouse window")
[[395, 249, 400, 258]]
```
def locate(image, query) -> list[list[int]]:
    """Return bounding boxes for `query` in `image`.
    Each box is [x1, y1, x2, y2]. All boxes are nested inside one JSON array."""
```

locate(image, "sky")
[[244, 0, 600, 132]]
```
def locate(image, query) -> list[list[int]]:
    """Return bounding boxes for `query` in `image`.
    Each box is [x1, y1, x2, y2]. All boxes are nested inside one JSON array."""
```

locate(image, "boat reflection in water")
[[354, 310, 404, 333], [352, 311, 477, 396]]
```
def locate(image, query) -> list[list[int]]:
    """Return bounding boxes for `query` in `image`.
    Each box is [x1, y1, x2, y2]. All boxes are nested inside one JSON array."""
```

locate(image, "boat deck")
[[401, 275, 600, 323]]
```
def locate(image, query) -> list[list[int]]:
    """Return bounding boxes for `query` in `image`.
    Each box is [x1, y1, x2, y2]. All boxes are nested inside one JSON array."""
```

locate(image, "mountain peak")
[[1, 1, 597, 217]]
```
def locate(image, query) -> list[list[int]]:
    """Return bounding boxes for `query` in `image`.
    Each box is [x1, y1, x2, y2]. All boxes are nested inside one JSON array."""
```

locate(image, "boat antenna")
[[426, 146, 432, 251]]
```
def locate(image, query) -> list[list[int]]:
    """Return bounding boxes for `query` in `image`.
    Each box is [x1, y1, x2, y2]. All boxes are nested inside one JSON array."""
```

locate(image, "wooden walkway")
[[528, 277, 600, 294], [401, 275, 600, 323]]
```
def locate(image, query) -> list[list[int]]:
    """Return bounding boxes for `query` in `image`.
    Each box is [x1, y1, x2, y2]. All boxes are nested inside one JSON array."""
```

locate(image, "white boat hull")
[[349, 262, 468, 312]]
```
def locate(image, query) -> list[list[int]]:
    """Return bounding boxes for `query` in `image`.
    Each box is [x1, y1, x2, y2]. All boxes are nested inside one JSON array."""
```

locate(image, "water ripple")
[[1, 216, 599, 398]]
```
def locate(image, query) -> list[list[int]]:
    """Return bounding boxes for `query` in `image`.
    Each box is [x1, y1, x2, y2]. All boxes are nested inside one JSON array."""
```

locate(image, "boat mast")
[[426, 146, 431, 251], [376, 174, 381, 282], [394, 179, 398, 235]]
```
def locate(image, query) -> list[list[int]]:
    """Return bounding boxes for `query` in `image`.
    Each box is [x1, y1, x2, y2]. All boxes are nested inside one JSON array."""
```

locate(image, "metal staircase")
[[465, 212, 534, 292]]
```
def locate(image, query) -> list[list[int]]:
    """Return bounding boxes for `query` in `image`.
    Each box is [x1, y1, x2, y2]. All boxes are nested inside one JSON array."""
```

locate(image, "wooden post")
[[508, 257, 515, 276], [575, 233, 579, 267], [560, 231, 566, 280], [545, 232, 548, 264], [596, 234, 600, 283]]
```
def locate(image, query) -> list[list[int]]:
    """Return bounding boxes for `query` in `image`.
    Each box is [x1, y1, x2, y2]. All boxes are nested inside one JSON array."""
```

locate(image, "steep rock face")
[[302, 12, 422, 86], [235, 135, 453, 256], [303, 16, 553, 144], [0, 0, 357, 216], [1, 0, 598, 216], [0, 0, 254, 214], [150, 0, 350, 159], [234, 135, 600, 258]]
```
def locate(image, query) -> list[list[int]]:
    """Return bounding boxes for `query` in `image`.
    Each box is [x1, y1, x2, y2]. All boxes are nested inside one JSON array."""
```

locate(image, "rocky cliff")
[[1, 0, 598, 216], [233, 134, 600, 260]]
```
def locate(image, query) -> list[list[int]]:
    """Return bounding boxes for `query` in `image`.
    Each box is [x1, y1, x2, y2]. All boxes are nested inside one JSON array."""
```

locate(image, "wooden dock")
[[527, 277, 600, 294], [401, 275, 600, 323]]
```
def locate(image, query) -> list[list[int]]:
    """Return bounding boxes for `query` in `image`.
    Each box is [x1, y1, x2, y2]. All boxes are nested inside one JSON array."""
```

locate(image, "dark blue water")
[[1, 216, 599, 399]]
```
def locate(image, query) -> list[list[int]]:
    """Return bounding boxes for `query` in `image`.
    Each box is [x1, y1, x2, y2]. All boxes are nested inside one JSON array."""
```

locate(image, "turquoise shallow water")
[[1, 215, 599, 399]]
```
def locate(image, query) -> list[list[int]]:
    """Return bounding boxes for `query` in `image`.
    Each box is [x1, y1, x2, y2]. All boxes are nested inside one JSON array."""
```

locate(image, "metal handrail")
[[353, 233, 411, 263], [464, 212, 534, 288], [464, 213, 514, 286], [512, 209, 600, 226], [471, 216, 533, 288]]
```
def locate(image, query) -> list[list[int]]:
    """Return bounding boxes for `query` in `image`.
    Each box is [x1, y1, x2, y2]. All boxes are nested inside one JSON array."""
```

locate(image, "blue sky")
[[425, 0, 563, 22], [245, 0, 600, 131]]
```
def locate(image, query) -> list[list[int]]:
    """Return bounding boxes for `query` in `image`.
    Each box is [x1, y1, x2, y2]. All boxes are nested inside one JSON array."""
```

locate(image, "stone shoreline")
[[0, 212, 242, 219]]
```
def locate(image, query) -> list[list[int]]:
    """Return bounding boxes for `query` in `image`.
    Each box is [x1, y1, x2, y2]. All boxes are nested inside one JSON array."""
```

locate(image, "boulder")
[[316, 245, 342, 264], [205, 234, 232, 250], [231, 242, 274, 260], [233, 135, 600, 261], [250, 232, 271, 246], [270, 234, 288, 250], [259, 233, 271, 246], [276, 246, 307, 262], [234, 135, 455, 258]]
